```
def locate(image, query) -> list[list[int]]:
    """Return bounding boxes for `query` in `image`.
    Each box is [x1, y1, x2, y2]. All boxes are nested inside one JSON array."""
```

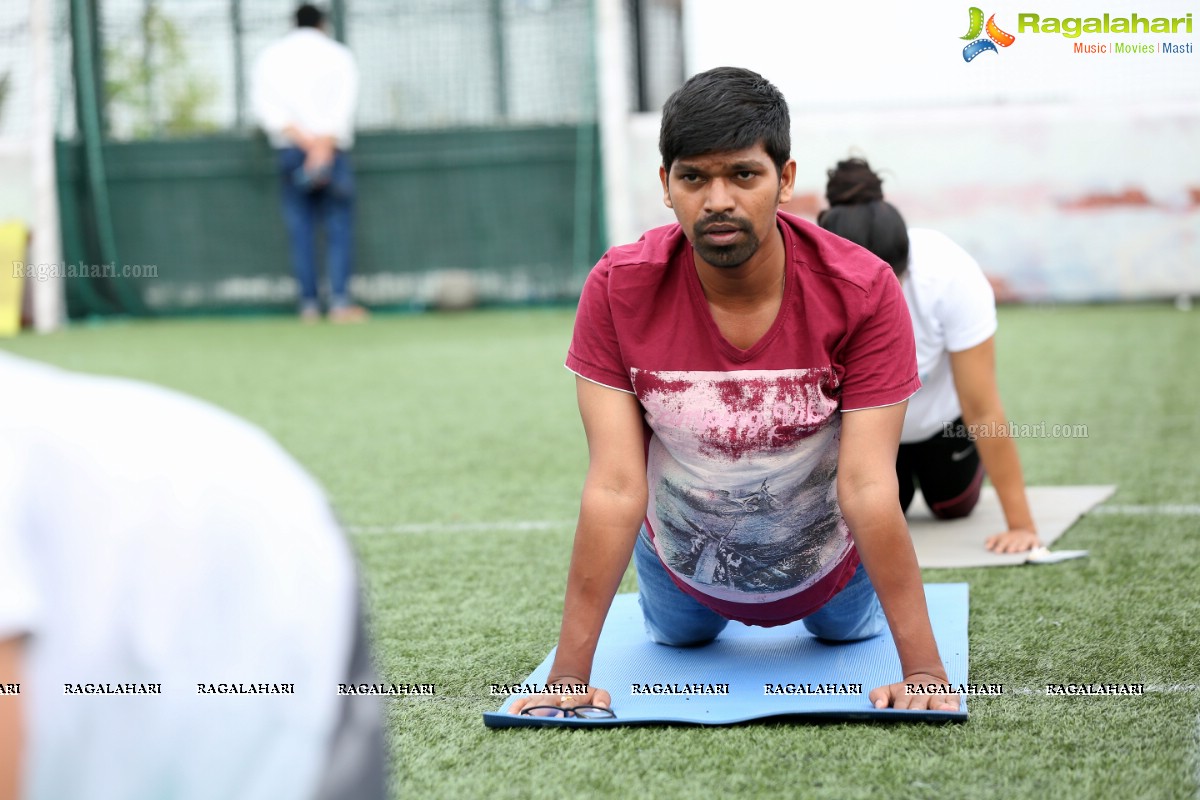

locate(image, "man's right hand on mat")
[[869, 672, 960, 711], [507, 681, 612, 715], [985, 527, 1042, 554]]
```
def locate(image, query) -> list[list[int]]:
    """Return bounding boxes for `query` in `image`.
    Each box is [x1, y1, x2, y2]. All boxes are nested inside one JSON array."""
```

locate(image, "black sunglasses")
[[518, 704, 616, 719]]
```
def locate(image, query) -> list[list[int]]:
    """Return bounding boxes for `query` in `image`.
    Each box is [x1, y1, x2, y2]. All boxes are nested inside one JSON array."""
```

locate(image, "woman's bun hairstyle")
[[818, 157, 909, 278]]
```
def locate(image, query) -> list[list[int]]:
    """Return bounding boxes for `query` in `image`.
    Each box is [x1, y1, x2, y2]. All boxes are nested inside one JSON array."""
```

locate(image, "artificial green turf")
[[3, 304, 1199, 799]]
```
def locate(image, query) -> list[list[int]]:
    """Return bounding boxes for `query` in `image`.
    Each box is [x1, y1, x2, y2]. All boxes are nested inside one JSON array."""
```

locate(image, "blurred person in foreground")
[[817, 158, 1040, 554], [251, 3, 368, 323], [0, 351, 386, 800], [509, 67, 959, 717]]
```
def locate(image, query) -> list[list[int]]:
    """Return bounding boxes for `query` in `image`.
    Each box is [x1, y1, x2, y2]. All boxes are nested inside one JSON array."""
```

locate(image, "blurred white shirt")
[[900, 228, 998, 443], [251, 27, 358, 149], [0, 352, 360, 800]]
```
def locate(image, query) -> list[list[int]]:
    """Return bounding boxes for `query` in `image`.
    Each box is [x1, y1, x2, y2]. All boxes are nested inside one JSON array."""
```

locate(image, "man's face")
[[660, 143, 796, 270]]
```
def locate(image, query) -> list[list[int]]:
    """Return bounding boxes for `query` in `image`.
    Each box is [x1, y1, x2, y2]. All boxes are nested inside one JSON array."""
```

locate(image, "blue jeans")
[[634, 529, 886, 646], [277, 147, 356, 310]]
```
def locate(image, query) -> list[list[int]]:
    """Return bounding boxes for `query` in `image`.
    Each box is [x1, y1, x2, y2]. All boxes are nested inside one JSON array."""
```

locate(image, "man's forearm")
[[280, 125, 339, 153], [549, 484, 645, 682], [842, 484, 946, 679]]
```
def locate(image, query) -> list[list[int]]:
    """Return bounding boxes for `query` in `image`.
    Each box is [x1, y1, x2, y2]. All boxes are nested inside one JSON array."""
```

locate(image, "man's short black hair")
[[296, 4, 324, 28], [659, 66, 791, 177]]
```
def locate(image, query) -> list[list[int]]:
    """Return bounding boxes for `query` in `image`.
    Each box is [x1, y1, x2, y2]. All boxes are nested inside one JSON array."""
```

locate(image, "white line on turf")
[[347, 504, 1200, 535], [986, 684, 1200, 696], [348, 503, 1200, 535], [347, 520, 574, 535], [1091, 504, 1200, 516]]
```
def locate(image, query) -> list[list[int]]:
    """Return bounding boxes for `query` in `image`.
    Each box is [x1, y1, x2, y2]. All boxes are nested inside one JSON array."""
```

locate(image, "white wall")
[[0, 140, 32, 223], [683, 0, 1199, 109], [616, 0, 1200, 300]]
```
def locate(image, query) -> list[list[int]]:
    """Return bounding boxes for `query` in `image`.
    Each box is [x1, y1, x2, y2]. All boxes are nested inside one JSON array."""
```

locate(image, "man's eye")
[[680, 174, 702, 183], [737, 171, 756, 181]]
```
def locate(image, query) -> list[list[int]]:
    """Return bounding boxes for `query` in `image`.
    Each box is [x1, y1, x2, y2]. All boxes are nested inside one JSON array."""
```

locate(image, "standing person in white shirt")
[[0, 352, 387, 799], [818, 158, 1041, 554], [251, 4, 367, 323]]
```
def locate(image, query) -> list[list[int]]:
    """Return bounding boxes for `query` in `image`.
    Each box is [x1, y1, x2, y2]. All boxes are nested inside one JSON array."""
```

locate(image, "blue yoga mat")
[[484, 583, 968, 727]]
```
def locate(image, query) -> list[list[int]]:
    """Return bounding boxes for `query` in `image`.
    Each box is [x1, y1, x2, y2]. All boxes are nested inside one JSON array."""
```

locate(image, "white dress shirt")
[[251, 27, 358, 149]]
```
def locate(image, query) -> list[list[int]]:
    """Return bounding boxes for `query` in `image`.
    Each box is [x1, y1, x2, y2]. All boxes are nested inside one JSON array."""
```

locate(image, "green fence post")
[[70, 0, 148, 315]]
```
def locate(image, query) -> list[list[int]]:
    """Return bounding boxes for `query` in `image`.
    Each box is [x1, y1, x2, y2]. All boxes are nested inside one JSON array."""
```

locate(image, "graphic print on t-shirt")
[[633, 367, 853, 604]]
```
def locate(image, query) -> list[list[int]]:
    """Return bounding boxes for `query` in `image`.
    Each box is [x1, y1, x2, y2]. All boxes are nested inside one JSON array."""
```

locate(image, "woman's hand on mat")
[[507, 681, 612, 716], [985, 528, 1041, 554], [869, 673, 960, 711]]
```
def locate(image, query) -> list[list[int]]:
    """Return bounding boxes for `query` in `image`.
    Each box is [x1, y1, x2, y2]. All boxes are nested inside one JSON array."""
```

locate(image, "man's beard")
[[691, 215, 760, 268]]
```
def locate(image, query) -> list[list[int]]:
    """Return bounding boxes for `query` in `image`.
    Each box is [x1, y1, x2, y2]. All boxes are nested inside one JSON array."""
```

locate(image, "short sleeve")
[[565, 256, 635, 393], [839, 267, 921, 411], [938, 240, 998, 353], [0, 442, 39, 639]]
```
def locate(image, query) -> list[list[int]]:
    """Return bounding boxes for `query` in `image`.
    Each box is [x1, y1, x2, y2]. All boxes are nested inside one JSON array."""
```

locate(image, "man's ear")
[[777, 159, 797, 206], [659, 165, 673, 209]]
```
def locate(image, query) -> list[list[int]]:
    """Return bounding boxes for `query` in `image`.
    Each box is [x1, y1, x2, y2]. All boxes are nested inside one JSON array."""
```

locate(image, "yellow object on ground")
[[0, 220, 29, 336]]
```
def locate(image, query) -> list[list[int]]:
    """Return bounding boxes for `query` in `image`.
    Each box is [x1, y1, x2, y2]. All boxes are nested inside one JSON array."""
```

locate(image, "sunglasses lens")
[[522, 706, 566, 718], [572, 706, 615, 719]]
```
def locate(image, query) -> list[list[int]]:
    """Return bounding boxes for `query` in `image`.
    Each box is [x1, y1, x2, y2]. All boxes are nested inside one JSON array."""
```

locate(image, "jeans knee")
[[802, 611, 885, 643], [644, 617, 726, 648], [637, 592, 727, 647]]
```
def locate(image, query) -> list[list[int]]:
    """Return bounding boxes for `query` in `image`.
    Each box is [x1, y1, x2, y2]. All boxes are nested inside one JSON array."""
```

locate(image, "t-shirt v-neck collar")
[[681, 220, 796, 363]]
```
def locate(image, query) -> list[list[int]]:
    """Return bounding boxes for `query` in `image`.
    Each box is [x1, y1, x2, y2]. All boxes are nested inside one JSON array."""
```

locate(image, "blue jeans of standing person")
[[277, 147, 356, 312], [633, 528, 886, 645]]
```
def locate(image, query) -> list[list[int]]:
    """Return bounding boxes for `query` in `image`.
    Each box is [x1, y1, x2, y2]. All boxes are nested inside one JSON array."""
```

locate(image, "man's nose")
[[703, 178, 735, 215]]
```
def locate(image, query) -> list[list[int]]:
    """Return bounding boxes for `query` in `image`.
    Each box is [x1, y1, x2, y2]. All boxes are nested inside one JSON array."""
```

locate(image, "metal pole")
[[573, 0, 601, 274], [231, 0, 245, 129], [490, 0, 508, 119], [629, 0, 648, 112], [90, 0, 109, 137], [143, 0, 159, 136], [30, 0, 65, 331], [595, 0, 635, 247], [330, 0, 347, 44]]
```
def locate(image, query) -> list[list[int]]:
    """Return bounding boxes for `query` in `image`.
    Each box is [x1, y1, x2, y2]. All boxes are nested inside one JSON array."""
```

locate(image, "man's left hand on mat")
[[870, 672, 960, 711]]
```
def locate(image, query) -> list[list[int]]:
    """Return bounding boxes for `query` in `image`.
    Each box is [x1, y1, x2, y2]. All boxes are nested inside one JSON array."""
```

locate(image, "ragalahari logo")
[[961, 7, 1016, 61]]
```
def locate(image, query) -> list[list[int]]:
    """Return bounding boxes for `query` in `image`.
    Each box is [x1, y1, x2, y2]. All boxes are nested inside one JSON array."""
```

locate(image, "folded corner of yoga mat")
[[484, 583, 969, 729]]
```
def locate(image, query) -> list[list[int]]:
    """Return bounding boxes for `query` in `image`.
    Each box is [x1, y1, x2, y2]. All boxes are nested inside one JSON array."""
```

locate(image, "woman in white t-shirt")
[[817, 158, 1040, 554]]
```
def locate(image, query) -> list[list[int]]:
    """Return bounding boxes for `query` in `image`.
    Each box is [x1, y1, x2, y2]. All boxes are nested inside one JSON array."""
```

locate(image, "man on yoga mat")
[[510, 67, 958, 716], [817, 158, 1040, 555]]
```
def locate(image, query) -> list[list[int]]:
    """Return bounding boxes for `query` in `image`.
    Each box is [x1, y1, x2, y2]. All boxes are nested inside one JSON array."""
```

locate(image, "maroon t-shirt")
[[566, 212, 919, 627]]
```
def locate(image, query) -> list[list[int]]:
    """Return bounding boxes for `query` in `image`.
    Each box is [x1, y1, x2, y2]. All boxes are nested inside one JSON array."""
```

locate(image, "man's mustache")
[[695, 216, 750, 235]]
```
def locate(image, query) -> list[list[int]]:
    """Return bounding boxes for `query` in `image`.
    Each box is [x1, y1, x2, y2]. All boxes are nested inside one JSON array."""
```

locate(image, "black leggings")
[[896, 416, 984, 519]]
